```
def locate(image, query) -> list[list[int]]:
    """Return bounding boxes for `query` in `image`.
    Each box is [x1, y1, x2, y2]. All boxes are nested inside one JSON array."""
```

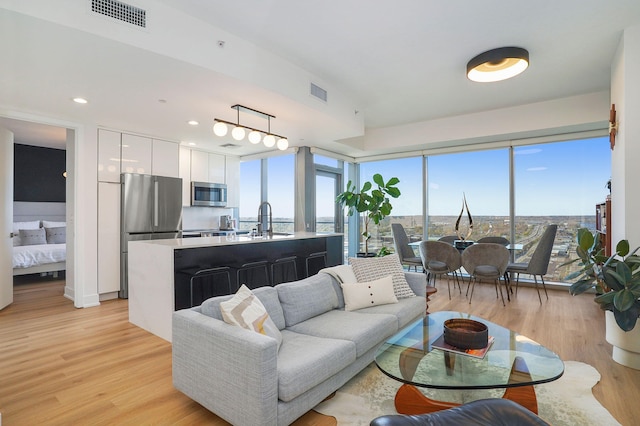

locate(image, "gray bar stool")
[[305, 251, 327, 277], [181, 266, 232, 308], [236, 260, 270, 289], [271, 255, 298, 285]]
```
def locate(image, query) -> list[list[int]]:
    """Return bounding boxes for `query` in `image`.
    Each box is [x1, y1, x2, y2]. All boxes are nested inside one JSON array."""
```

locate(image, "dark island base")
[[173, 235, 343, 309]]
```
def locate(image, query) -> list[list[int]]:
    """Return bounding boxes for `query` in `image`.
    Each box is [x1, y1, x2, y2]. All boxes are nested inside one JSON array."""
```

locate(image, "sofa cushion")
[[354, 296, 425, 330], [349, 254, 416, 299], [277, 330, 356, 402], [220, 285, 283, 350], [341, 275, 397, 311], [201, 286, 286, 330], [287, 310, 397, 357], [277, 273, 339, 327]]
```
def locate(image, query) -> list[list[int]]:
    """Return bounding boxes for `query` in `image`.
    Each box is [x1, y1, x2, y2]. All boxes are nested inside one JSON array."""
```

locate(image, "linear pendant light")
[[213, 104, 289, 150], [467, 47, 529, 83]]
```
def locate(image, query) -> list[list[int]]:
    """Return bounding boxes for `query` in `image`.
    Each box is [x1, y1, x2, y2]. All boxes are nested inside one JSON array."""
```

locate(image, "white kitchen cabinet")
[[190, 150, 209, 182], [121, 133, 152, 175], [152, 139, 179, 177], [225, 155, 240, 207], [208, 153, 226, 183], [179, 146, 192, 206], [98, 129, 121, 182], [97, 182, 121, 295]]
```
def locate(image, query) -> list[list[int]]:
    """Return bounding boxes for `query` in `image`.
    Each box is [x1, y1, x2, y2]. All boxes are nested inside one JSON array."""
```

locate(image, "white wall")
[[611, 24, 640, 248]]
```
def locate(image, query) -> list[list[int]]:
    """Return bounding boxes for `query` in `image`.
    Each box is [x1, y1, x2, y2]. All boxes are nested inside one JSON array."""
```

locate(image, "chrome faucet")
[[257, 201, 273, 237]]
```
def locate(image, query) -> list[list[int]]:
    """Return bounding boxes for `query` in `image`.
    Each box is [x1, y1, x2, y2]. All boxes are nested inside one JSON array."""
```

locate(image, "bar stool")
[[271, 255, 298, 285], [180, 266, 232, 308], [305, 251, 327, 277], [236, 260, 270, 289]]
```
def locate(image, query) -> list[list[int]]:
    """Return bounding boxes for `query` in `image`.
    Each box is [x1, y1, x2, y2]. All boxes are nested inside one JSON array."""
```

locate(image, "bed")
[[12, 204, 67, 276]]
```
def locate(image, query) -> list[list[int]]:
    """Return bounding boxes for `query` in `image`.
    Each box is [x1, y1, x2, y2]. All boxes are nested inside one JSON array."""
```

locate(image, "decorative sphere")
[[277, 138, 289, 150], [263, 134, 276, 147], [213, 121, 228, 136], [231, 126, 246, 141]]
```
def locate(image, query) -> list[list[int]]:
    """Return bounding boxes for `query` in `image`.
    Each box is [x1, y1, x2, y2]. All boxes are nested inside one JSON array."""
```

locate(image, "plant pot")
[[356, 252, 377, 258], [605, 311, 640, 370]]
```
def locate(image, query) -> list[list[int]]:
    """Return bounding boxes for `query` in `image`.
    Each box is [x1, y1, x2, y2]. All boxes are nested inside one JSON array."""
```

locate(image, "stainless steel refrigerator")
[[120, 173, 182, 298]]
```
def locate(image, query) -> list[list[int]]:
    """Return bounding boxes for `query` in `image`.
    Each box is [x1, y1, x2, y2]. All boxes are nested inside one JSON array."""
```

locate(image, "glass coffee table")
[[374, 311, 564, 414]]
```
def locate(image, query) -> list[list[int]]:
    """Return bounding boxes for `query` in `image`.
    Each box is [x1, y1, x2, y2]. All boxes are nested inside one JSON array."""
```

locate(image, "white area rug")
[[314, 361, 621, 426]]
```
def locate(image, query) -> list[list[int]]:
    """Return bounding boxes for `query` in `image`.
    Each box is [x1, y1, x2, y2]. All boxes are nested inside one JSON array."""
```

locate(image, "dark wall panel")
[[14, 144, 66, 202]]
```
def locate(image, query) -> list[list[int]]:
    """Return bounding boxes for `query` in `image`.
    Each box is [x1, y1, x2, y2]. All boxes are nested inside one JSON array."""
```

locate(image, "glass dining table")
[[374, 311, 564, 415]]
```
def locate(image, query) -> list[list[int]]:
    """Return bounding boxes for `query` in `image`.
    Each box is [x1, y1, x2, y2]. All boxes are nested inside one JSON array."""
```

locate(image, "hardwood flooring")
[[1, 278, 638, 425]]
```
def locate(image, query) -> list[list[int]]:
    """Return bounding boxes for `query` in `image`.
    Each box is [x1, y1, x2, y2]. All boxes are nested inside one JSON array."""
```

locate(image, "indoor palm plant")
[[336, 174, 400, 256], [564, 228, 640, 331]]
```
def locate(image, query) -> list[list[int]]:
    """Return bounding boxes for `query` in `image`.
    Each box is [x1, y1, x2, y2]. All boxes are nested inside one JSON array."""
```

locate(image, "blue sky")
[[241, 136, 611, 218]]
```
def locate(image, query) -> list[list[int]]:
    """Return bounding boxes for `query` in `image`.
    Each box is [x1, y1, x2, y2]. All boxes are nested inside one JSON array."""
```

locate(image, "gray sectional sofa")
[[172, 269, 427, 426]]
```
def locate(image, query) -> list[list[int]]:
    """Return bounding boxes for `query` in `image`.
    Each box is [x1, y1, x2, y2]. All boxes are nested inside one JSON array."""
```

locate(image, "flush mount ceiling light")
[[467, 47, 529, 83], [72, 97, 88, 104], [213, 104, 289, 150]]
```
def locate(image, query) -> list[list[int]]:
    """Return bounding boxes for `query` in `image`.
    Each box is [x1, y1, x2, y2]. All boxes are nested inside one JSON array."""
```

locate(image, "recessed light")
[[187, 120, 199, 126], [188, 142, 197, 146], [73, 97, 88, 104]]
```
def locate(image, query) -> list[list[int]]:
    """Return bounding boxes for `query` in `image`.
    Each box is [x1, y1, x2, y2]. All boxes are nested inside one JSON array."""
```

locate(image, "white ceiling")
[[1, 1, 640, 156]]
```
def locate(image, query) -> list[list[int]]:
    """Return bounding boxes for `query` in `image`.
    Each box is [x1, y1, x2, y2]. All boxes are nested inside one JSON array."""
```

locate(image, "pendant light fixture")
[[213, 105, 289, 150], [467, 47, 529, 83]]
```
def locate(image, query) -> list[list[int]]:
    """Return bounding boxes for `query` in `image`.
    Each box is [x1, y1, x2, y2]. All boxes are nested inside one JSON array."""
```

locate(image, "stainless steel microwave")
[[191, 182, 227, 207]]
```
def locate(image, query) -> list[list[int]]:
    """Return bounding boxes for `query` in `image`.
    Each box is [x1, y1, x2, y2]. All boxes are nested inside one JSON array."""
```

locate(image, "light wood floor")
[[1, 278, 638, 426]]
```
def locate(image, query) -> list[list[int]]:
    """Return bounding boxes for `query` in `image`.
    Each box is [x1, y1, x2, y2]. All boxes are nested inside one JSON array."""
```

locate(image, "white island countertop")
[[140, 231, 342, 250]]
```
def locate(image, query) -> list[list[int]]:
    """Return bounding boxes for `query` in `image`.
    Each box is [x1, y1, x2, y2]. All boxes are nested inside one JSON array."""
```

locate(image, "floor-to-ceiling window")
[[360, 157, 423, 255], [427, 148, 510, 241], [239, 154, 295, 233], [513, 136, 611, 282], [267, 155, 295, 233]]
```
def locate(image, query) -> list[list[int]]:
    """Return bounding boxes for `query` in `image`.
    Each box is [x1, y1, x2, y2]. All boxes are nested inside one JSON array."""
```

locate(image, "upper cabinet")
[[152, 139, 179, 178], [190, 149, 209, 183], [179, 147, 192, 207], [121, 133, 152, 175], [98, 129, 122, 183], [225, 156, 240, 208], [98, 130, 179, 182]]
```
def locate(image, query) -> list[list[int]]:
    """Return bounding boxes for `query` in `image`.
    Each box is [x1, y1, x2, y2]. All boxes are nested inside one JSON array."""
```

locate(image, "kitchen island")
[[128, 232, 343, 341]]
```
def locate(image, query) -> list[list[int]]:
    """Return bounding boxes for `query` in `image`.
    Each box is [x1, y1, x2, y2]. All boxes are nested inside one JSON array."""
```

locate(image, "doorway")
[[315, 168, 343, 234], [0, 116, 75, 309]]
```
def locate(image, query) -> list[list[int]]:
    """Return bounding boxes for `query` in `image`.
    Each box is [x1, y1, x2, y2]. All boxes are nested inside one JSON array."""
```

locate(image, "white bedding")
[[13, 243, 66, 269]]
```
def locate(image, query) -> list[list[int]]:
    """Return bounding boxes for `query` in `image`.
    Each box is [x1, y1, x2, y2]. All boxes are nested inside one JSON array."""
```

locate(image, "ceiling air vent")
[[310, 82, 328, 102], [220, 143, 240, 149], [91, 0, 146, 28]]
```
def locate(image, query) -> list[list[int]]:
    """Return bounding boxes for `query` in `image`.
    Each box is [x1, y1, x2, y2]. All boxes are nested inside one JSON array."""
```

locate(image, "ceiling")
[[1, 1, 640, 156]]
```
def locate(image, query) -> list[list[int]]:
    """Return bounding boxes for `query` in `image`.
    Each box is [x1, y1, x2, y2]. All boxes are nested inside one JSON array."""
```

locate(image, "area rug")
[[314, 361, 621, 426]]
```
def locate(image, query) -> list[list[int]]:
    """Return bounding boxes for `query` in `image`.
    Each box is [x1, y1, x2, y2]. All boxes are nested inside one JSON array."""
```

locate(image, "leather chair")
[[369, 398, 550, 426]]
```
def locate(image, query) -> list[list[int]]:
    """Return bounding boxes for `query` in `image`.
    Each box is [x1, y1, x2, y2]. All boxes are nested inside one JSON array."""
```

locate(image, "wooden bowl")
[[443, 318, 488, 349]]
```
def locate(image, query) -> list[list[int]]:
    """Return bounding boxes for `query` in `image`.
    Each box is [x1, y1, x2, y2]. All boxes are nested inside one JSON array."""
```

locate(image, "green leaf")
[[570, 279, 596, 295], [361, 181, 372, 192], [613, 307, 640, 331], [577, 228, 594, 252], [386, 187, 401, 198], [372, 174, 384, 187], [386, 177, 400, 186], [595, 291, 615, 304], [613, 289, 638, 311], [616, 239, 630, 257]]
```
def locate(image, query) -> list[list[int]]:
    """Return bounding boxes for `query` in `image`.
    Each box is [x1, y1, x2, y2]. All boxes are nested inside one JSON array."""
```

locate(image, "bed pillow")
[[42, 220, 66, 228], [45, 226, 66, 244], [341, 275, 397, 311], [19, 228, 47, 246], [220, 284, 283, 351], [13, 221, 41, 246], [349, 254, 416, 299]]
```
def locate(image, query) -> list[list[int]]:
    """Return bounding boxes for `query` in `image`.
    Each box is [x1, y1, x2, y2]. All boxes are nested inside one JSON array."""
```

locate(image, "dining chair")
[[477, 236, 510, 245], [461, 243, 510, 306], [391, 223, 422, 271], [418, 240, 462, 299], [506, 224, 557, 303], [438, 235, 458, 244]]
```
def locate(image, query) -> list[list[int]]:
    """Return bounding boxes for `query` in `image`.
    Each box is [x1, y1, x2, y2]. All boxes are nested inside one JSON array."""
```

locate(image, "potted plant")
[[336, 174, 401, 257], [564, 228, 640, 368]]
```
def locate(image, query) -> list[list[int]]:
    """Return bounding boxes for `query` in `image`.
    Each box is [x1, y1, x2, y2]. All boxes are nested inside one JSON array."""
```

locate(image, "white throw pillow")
[[42, 220, 66, 228], [349, 254, 416, 299], [220, 285, 283, 351], [341, 275, 398, 311], [318, 264, 358, 284]]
